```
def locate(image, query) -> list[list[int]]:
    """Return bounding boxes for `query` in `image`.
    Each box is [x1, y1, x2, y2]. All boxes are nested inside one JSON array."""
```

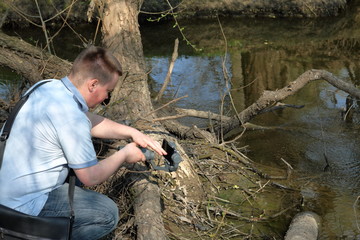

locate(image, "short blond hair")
[[69, 46, 122, 85]]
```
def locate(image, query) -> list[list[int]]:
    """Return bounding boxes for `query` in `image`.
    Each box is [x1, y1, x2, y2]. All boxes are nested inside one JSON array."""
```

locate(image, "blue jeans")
[[39, 183, 119, 240]]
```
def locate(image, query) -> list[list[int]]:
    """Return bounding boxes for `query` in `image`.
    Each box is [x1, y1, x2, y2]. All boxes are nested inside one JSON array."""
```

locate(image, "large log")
[[0, 31, 71, 84], [100, 1, 205, 239], [218, 69, 360, 135], [285, 211, 321, 240]]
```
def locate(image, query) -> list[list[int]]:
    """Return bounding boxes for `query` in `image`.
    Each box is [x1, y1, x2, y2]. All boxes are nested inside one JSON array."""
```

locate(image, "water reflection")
[[148, 56, 228, 111], [142, 1, 360, 238], [0, 66, 22, 99]]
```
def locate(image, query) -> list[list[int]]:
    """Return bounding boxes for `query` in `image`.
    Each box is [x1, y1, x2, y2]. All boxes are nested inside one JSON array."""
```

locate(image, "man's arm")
[[74, 142, 144, 186], [86, 112, 166, 155], [75, 112, 167, 186]]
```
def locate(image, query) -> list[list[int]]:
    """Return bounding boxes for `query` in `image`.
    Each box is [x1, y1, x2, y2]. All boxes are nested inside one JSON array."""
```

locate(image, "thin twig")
[[216, 14, 247, 145], [145, 95, 188, 118], [151, 114, 188, 122], [46, 0, 78, 53], [34, 0, 52, 54], [354, 196, 360, 231], [155, 38, 179, 101]]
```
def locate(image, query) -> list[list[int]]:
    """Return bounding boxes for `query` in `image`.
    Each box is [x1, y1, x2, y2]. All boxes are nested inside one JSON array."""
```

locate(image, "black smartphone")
[[162, 139, 175, 163]]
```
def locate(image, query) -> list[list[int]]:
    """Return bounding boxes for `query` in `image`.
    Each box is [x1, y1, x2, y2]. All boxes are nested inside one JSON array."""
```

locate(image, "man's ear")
[[88, 79, 99, 92]]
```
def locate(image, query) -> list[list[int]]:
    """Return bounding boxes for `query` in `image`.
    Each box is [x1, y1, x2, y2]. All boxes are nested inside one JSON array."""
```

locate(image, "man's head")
[[69, 46, 122, 108]]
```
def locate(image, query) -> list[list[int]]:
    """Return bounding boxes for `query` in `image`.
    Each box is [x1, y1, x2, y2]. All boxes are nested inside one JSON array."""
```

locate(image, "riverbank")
[[173, 0, 349, 18], [0, 0, 350, 28]]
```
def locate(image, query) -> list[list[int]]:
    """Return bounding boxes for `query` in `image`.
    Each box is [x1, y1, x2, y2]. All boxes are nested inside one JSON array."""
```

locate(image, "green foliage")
[[0, 1, 7, 10], [228, 39, 243, 48]]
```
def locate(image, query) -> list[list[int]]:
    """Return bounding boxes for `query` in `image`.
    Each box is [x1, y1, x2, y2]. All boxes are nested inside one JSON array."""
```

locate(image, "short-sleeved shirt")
[[0, 77, 98, 216]]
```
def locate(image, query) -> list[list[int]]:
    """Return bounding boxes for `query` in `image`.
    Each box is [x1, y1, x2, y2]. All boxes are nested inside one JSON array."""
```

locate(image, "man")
[[0, 46, 166, 239]]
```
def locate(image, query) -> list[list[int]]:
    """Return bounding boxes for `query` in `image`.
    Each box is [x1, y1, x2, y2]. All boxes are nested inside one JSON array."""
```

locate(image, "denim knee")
[[71, 189, 120, 239]]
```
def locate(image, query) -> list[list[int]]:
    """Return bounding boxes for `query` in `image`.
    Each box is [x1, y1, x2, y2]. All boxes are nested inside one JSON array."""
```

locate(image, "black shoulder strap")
[[68, 169, 76, 226], [0, 79, 76, 222], [0, 80, 50, 169]]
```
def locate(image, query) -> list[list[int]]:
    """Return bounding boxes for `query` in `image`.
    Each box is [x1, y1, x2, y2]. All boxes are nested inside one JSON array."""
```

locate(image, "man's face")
[[88, 73, 118, 108]]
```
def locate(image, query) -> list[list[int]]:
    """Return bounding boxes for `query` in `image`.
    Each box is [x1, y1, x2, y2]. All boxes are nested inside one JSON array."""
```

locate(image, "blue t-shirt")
[[0, 77, 98, 215]]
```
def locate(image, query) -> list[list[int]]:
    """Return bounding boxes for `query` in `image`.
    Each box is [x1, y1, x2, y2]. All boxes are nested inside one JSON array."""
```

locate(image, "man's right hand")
[[120, 142, 146, 164]]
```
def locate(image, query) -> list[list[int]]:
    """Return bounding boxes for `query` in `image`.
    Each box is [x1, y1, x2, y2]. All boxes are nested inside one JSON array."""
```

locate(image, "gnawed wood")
[[126, 170, 167, 240]]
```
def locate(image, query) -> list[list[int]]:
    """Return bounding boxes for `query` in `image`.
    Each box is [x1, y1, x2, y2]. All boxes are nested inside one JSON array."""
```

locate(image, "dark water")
[[141, 2, 360, 238], [2, 1, 360, 238]]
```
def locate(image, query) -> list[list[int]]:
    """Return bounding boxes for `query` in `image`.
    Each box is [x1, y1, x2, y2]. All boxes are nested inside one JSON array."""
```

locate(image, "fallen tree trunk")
[[126, 169, 167, 240], [217, 69, 360, 136], [0, 31, 71, 84], [151, 69, 360, 143], [285, 211, 321, 240], [158, 112, 217, 143], [99, 0, 205, 239]]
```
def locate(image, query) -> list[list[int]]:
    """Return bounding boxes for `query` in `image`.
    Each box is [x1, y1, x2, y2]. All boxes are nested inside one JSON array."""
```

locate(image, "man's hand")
[[121, 142, 147, 164], [87, 112, 167, 156], [76, 142, 147, 186], [131, 131, 167, 156]]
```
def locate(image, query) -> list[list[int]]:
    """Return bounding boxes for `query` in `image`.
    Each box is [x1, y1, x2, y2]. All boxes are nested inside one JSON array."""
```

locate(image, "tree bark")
[[217, 69, 360, 135], [101, 0, 149, 120], [0, 31, 71, 84], [100, 1, 203, 239], [126, 169, 168, 240]]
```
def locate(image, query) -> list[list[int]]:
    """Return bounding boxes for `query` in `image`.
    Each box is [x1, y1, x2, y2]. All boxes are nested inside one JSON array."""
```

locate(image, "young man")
[[0, 46, 166, 239]]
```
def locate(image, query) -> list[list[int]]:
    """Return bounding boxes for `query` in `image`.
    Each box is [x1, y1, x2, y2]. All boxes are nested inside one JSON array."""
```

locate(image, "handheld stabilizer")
[[150, 139, 182, 172], [117, 139, 182, 172]]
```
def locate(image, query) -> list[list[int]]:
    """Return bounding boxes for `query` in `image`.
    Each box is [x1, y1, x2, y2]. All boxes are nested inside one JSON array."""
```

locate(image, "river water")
[[142, 2, 360, 238], [2, 1, 360, 238]]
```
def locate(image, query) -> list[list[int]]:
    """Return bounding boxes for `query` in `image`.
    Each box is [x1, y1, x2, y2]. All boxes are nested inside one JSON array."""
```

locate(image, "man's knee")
[[104, 197, 119, 229], [97, 193, 119, 229], [72, 192, 119, 239]]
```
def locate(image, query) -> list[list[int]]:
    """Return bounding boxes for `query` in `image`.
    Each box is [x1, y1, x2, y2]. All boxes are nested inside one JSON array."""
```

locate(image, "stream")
[[141, 2, 360, 238], [2, 1, 360, 238]]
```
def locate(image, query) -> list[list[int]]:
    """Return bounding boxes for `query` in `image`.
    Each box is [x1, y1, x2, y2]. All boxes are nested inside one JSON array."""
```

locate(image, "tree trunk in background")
[[101, 1, 167, 239], [101, 0, 150, 120], [100, 0, 203, 239]]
